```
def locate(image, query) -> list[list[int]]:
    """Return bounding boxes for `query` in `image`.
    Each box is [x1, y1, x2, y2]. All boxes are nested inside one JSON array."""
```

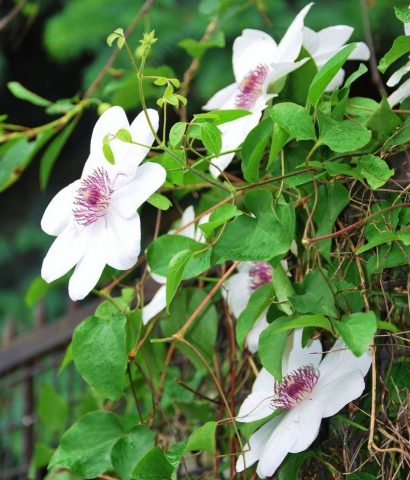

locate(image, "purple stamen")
[[235, 64, 268, 110], [249, 262, 273, 291], [73, 168, 113, 226], [271, 365, 320, 410]]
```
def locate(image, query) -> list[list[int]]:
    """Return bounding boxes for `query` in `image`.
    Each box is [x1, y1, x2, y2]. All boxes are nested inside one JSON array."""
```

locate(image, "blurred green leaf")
[[7, 81, 52, 107], [185, 421, 217, 454]]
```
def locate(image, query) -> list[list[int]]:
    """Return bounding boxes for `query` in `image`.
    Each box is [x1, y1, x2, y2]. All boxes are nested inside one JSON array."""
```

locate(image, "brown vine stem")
[[0, 0, 28, 31], [83, 0, 156, 99], [304, 202, 410, 245], [179, 18, 218, 122]]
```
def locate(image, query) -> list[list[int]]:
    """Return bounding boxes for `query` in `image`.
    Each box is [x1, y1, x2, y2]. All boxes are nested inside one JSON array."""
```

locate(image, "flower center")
[[235, 64, 268, 110], [249, 261, 273, 291], [271, 365, 320, 410], [73, 168, 113, 226]]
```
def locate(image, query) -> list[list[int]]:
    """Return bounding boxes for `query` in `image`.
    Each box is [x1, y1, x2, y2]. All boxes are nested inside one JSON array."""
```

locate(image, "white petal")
[[222, 272, 251, 318], [128, 108, 159, 167], [90, 106, 129, 157], [238, 261, 252, 274], [112, 162, 166, 218], [348, 42, 370, 61], [288, 400, 325, 453], [246, 313, 269, 353], [269, 59, 309, 85], [68, 224, 107, 301], [256, 410, 298, 478], [142, 284, 167, 325], [303, 27, 320, 56], [405, 21, 410, 36], [236, 416, 283, 473], [387, 61, 410, 87], [314, 370, 365, 418], [41, 223, 92, 283], [325, 68, 345, 92], [151, 272, 167, 284], [104, 210, 141, 270], [252, 367, 276, 393], [274, 3, 313, 63], [195, 213, 210, 242], [237, 391, 275, 423], [318, 338, 372, 385], [388, 78, 410, 107], [41, 181, 79, 236], [282, 329, 323, 375], [202, 83, 239, 111], [233, 29, 277, 83], [178, 205, 196, 239], [313, 25, 353, 58]]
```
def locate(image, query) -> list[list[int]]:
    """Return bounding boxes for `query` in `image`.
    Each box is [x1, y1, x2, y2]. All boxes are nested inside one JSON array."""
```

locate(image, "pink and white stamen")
[[249, 261, 273, 290], [235, 64, 269, 110], [73, 168, 113, 226], [271, 365, 320, 410]]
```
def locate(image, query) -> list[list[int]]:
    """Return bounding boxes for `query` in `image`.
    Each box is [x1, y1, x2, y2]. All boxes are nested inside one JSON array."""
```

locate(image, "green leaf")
[[24, 276, 51, 307], [319, 116, 371, 153], [278, 451, 315, 480], [29, 443, 54, 479], [111, 426, 155, 480], [290, 270, 337, 317], [194, 109, 251, 125], [166, 249, 194, 309], [169, 122, 186, 147], [357, 154, 394, 190], [213, 190, 295, 262], [185, 421, 217, 454], [267, 123, 289, 168], [147, 192, 172, 210], [356, 231, 399, 254], [199, 204, 242, 236], [147, 234, 210, 279], [49, 411, 124, 478], [308, 43, 356, 106], [395, 6, 410, 23], [270, 102, 315, 141], [37, 384, 68, 433], [344, 63, 368, 90], [7, 81, 52, 107], [236, 283, 274, 347], [201, 122, 222, 155], [72, 314, 127, 400], [40, 119, 77, 189], [116, 128, 132, 142], [102, 134, 115, 164], [366, 97, 401, 144], [259, 327, 288, 380], [178, 30, 225, 59], [311, 183, 350, 260], [378, 36, 410, 73], [241, 118, 272, 182], [334, 312, 377, 356], [133, 447, 174, 480]]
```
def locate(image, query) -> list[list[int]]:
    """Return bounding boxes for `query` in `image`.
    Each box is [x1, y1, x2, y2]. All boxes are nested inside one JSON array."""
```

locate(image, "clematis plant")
[[41, 106, 166, 301], [203, 3, 313, 177], [142, 205, 209, 324], [236, 329, 372, 478], [303, 25, 370, 91], [386, 19, 410, 106]]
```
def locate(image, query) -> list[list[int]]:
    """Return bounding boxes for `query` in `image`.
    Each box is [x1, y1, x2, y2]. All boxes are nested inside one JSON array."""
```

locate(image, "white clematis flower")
[[142, 205, 209, 324], [223, 260, 289, 353], [236, 329, 372, 478], [203, 3, 313, 178], [303, 25, 370, 91], [303, 25, 370, 92], [41, 106, 166, 301], [387, 18, 410, 107]]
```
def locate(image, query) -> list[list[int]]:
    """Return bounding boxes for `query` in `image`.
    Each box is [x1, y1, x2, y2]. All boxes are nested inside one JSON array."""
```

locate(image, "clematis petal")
[[41, 181, 79, 236], [387, 61, 410, 87], [236, 416, 283, 473], [325, 68, 345, 92], [252, 367, 276, 393], [41, 223, 92, 283], [318, 338, 371, 384], [268, 59, 309, 85], [222, 272, 251, 318], [313, 25, 354, 57], [232, 29, 277, 83], [90, 106, 129, 157], [348, 42, 370, 61], [128, 109, 159, 168], [388, 78, 410, 107], [288, 400, 325, 453], [303, 27, 320, 56], [112, 162, 166, 218], [142, 284, 167, 325], [282, 329, 322, 375], [246, 312, 269, 353], [202, 83, 239, 111], [274, 3, 313, 63], [178, 205, 196, 239], [68, 224, 108, 301], [151, 272, 167, 284], [314, 370, 365, 418], [256, 409, 298, 478], [237, 391, 276, 423], [104, 210, 141, 270]]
